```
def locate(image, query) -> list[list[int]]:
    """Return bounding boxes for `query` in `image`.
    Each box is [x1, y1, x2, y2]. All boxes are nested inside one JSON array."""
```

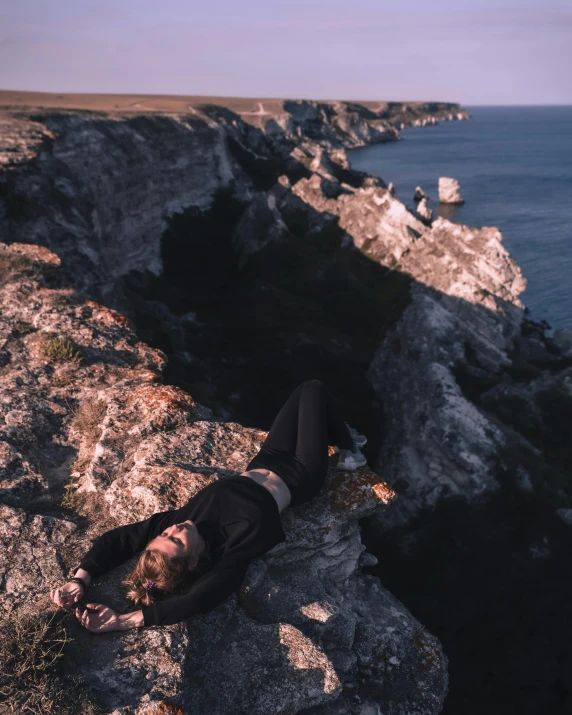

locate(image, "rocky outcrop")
[[265, 169, 540, 529], [438, 177, 464, 204], [414, 186, 428, 201], [222, 136, 572, 536], [224, 142, 572, 536], [0, 241, 448, 714], [0, 111, 246, 304]]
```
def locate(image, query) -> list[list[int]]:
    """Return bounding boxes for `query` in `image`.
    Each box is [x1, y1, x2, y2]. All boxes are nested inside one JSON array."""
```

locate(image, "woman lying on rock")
[[50, 379, 367, 633]]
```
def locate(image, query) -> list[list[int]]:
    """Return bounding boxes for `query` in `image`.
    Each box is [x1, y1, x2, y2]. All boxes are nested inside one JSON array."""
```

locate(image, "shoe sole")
[[335, 459, 367, 471]]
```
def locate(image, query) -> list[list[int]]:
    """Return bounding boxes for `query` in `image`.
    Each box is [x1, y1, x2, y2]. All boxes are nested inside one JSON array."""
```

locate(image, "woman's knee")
[[304, 378, 324, 389]]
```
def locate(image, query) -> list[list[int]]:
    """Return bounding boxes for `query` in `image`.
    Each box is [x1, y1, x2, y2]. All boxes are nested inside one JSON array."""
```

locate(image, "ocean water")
[[348, 106, 572, 330]]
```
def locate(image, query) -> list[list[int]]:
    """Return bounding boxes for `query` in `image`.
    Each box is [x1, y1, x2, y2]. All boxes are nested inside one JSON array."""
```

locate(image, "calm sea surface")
[[349, 106, 572, 330]]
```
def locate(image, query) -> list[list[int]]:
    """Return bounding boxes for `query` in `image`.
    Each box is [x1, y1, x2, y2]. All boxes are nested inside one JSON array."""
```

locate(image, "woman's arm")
[[51, 513, 173, 613], [50, 567, 93, 609], [77, 510, 174, 579], [72, 557, 252, 631], [74, 603, 144, 632], [141, 555, 252, 627], [73, 567, 92, 585], [141, 516, 274, 628]]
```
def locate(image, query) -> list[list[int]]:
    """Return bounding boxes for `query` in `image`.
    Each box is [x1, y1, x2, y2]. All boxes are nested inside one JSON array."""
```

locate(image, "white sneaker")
[[334, 423, 367, 453], [335, 446, 367, 471]]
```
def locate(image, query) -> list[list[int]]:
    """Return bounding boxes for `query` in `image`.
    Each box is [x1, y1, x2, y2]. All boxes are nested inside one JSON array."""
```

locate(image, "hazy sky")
[[1, 0, 571, 105]]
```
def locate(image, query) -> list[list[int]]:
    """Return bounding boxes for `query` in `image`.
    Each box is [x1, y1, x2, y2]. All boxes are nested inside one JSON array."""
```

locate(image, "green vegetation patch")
[[0, 610, 102, 714]]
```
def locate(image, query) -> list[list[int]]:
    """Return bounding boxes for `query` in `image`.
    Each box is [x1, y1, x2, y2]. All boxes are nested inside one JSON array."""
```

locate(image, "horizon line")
[[0, 89, 570, 108]]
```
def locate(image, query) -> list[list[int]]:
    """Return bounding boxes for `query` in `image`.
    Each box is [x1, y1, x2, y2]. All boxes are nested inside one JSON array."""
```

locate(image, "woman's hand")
[[50, 581, 84, 610], [74, 603, 120, 633]]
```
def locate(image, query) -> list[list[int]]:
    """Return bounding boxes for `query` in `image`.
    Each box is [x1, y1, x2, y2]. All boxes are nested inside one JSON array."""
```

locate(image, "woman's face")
[[147, 520, 202, 561]]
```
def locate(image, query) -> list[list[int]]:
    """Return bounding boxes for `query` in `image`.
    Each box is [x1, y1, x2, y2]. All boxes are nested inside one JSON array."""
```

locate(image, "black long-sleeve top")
[[78, 476, 286, 627]]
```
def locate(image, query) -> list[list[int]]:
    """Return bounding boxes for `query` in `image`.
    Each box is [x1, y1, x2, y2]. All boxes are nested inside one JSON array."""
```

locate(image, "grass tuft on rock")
[[0, 251, 41, 281], [0, 610, 102, 714], [70, 398, 107, 448], [62, 398, 107, 508], [39, 332, 83, 366]]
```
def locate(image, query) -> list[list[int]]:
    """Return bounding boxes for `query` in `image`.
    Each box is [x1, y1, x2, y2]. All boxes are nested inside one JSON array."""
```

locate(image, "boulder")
[[553, 327, 572, 357]]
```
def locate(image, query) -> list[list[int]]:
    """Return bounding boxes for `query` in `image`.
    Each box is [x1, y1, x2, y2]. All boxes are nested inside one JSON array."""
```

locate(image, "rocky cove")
[[0, 92, 571, 714]]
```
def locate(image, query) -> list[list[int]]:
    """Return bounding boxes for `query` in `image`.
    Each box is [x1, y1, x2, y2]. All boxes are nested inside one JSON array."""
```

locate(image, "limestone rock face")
[[438, 176, 464, 204], [365, 216, 529, 528], [0, 241, 447, 715], [0, 113, 245, 303]]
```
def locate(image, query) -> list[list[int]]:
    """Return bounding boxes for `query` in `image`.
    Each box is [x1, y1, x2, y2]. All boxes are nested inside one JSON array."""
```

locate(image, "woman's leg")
[[261, 379, 354, 470], [245, 379, 355, 505]]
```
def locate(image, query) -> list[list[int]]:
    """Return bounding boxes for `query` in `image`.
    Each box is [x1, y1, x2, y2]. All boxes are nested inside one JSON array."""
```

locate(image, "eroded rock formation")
[[415, 197, 432, 223], [437, 177, 464, 205]]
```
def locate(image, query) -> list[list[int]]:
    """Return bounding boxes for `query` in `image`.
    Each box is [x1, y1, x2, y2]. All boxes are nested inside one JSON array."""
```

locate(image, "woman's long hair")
[[123, 545, 212, 606]]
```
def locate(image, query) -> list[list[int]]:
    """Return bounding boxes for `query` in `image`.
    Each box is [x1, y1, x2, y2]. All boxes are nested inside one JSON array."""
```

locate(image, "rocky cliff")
[[0, 94, 469, 303], [1, 92, 571, 714], [0, 241, 447, 715]]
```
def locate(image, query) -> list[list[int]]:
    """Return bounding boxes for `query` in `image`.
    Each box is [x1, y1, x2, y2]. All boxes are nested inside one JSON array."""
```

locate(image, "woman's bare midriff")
[[240, 468, 292, 513]]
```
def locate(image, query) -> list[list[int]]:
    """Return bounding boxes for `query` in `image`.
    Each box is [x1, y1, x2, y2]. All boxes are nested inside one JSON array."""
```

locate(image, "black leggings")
[[244, 379, 354, 507]]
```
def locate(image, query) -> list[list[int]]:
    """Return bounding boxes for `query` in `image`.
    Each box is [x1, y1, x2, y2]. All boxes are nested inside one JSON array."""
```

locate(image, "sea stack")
[[414, 185, 428, 201], [438, 176, 464, 204], [416, 196, 433, 222]]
